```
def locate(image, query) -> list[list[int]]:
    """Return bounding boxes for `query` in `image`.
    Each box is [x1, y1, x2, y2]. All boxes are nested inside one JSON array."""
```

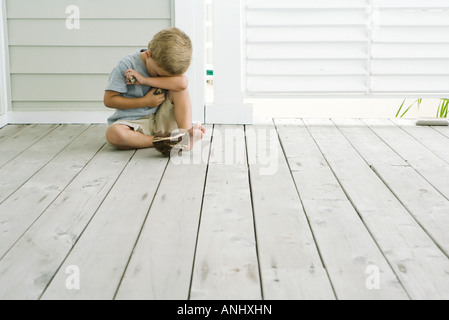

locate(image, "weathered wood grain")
[[40, 149, 168, 300], [247, 122, 335, 300], [275, 119, 408, 300], [305, 119, 449, 300]]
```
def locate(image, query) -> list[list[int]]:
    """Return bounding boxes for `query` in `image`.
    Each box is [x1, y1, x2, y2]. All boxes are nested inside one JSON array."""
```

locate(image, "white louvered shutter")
[[371, 0, 449, 94], [245, 0, 449, 96]]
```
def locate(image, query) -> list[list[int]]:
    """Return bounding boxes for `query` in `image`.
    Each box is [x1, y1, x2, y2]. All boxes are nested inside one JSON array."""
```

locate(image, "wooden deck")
[[1, 119, 449, 300]]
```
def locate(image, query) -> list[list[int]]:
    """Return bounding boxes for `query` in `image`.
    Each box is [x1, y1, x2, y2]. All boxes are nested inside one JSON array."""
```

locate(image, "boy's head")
[[147, 27, 192, 76]]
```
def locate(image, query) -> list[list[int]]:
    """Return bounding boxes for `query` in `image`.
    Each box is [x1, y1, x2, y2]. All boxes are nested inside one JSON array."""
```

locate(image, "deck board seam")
[[389, 119, 449, 166], [38, 149, 138, 300], [332, 120, 449, 261], [244, 124, 266, 300], [304, 119, 412, 299], [0, 125, 61, 170], [187, 125, 215, 300], [0, 125, 92, 207], [112, 156, 171, 300], [273, 119, 338, 300], [362, 120, 449, 203], [0, 139, 108, 262]]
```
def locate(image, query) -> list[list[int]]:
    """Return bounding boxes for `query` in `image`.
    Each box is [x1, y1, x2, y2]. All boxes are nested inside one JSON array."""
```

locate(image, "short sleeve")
[[105, 61, 128, 94]]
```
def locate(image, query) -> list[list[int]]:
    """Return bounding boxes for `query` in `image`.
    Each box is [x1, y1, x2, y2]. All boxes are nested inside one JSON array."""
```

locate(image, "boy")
[[104, 27, 206, 156]]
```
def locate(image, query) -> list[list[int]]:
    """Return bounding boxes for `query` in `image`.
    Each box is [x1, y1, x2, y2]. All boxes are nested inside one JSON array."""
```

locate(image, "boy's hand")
[[125, 69, 147, 86], [143, 88, 166, 108]]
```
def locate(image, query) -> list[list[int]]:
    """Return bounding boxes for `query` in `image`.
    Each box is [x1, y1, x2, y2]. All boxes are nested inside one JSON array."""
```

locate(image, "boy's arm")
[[125, 69, 189, 92], [144, 75, 189, 92], [104, 88, 165, 110]]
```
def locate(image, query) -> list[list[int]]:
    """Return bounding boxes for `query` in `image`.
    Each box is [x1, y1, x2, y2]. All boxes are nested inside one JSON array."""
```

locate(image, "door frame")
[[173, 0, 206, 124], [0, 0, 10, 128]]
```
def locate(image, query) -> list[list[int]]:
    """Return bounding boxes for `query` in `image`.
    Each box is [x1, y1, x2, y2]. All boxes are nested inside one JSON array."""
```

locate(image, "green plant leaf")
[[437, 99, 449, 118], [398, 99, 421, 118], [396, 99, 406, 118], [442, 100, 449, 118]]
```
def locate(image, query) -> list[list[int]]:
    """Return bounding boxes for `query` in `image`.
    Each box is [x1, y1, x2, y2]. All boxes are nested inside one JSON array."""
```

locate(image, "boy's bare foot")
[[186, 123, 206, 151]]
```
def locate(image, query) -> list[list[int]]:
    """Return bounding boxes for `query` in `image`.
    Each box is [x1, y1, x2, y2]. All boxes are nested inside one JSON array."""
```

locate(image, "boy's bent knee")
[[106, 125, 131, 148]]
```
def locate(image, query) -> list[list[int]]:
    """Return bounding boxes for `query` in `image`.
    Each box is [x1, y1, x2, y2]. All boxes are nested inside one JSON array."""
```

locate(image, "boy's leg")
[[168, 89, 206, 150], [106, 124, 154, 150], [169, 89, 192, 130]]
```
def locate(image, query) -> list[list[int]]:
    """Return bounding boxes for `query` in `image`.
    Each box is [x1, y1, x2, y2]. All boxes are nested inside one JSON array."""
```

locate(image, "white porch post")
[[0, 0, 11, 128], [205, 0, 253, 125], [173, 0, 206, 124]]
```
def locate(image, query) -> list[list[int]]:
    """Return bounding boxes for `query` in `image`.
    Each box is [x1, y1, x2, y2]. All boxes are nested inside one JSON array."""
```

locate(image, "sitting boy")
[[104, 27, 206, 155]]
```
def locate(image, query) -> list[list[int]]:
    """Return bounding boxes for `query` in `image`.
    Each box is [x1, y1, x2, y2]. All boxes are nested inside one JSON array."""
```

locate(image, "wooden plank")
[[246, 122, 335, 300], [116, 125, 213, 300], [0, 125, 106, 258], [190, 125, 261, 300], [41, 149, 168, 300], [433, 125, 449, 139], [334, 119, 449, 257], [363, 119, 449, 200], [0, 145, 135, 300], [304, 118, 449, 300], [0, 124, 89, 204], [392, 119, 449, 164], [275, 119, 408, 300], [209, 125, 247, 165], [0, 124, 57, 168], [7, 0, 172, 19], [0, 125, 27, 143], [8, 20, 171, 46]]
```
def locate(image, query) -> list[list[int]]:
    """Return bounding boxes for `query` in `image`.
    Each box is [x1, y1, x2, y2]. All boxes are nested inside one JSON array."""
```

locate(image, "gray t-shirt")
[[106, 50, 158, 125]]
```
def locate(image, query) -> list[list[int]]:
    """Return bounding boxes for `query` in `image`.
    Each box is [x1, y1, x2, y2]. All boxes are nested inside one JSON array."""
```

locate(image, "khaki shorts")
[[112, 98, 178, 136]]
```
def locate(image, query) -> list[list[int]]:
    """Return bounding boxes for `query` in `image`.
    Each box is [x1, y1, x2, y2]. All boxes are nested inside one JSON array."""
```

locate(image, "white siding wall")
[[6, 0, 172, 112], [245, 0, 449, 97]]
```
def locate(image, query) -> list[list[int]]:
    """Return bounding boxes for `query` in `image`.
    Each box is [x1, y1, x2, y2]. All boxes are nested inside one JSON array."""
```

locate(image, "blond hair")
[[149, 27, 193, 75]]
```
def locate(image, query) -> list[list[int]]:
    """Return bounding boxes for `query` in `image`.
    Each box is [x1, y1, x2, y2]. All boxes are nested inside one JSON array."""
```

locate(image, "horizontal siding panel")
[[245, 1, 370, 95], [371, 76, 449, 93], [247, 9, 367, 26], [372, 43, 449, 59], [247, 0, 368, 9], [8, 19, 170, 46], [374, 0, 449, 9], [373, 26, 449, 43], [372, 60, 449, 75], [6, 0, 171, 19], [372, 4, 449, 95], [377, 9, 449, 26], [247, 60, 367, 76], [12, 101, 107, 112], [247, 26, 367, 42], [11, 75, 108, 101], [247, 43, 368, 60], [7, 0, 173, 112], [10, 46, 143, 74], [244, 0, 449, 95], [247, 76, 367, 93]]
